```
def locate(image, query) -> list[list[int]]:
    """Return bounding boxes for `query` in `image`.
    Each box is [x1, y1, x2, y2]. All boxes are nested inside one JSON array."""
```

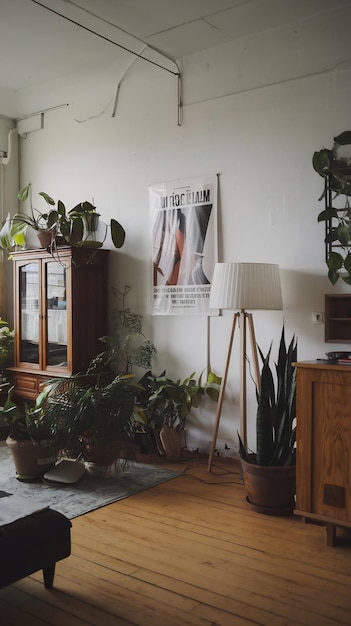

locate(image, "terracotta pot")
[[37, 228, 57, 249], [81, 438, 121, 466], [6, 436, 56, 481], [240, 454, 296, 515]]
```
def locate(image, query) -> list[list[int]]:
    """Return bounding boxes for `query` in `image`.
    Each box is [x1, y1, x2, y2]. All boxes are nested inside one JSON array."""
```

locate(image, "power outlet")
[[312, 312, 324, 325]]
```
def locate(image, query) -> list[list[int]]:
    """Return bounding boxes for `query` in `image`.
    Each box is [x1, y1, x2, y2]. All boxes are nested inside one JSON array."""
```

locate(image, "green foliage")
[[134, 369, 221, 430], [313, 131, 351, 284], [87, 285, 157, 377], [3, 386, 53, 442], [0, 320, 14, 370], [0, 183, 125, 254], [238, 327, 297, 467], [44, 375, 140, 456]]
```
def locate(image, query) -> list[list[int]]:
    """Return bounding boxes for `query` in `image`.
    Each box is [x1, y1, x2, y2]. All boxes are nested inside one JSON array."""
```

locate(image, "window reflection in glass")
[[19, 263, 39, 363], [46, 261, 67, 367]]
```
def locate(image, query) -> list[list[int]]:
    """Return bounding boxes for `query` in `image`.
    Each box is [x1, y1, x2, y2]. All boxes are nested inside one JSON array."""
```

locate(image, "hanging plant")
[[313, 131, 351, 284]]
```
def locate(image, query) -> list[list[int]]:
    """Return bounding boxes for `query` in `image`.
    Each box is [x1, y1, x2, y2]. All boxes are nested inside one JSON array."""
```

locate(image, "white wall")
[[0, 121, 18, 324], [10, 4, 351, 455]]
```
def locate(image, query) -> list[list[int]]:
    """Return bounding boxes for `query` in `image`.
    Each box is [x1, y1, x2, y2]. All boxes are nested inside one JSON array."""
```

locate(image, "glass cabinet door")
[[45, 260, 67, 367], [19, 262, 40, 364]]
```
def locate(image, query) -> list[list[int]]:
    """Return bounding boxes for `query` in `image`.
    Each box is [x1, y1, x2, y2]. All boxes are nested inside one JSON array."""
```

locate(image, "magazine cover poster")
[[150, 175, 218, 315]]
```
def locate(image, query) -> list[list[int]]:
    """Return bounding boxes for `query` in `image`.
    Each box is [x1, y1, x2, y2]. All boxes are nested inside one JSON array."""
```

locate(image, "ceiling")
[[1, 0, 351, 92]]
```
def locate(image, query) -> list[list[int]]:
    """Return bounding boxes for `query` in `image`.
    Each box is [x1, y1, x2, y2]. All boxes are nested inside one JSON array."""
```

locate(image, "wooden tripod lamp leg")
[[246, 313, 260, 391], [208, 312, 238, 472], [239, 310, 247, 450]]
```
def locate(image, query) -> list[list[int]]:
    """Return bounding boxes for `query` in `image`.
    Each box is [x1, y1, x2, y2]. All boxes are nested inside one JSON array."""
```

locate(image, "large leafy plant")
[[313, 130, 351, 284], [239, 327, 297, 466], [134, 369, 221, 431], [43, 375, 139, 457]]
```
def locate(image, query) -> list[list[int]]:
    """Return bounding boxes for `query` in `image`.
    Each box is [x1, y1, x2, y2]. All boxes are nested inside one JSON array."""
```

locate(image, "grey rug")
[[0, 445, 181, 519]]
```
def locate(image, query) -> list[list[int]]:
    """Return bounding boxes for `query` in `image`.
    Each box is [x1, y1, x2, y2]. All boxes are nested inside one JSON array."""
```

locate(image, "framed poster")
[[149, 174, 218, 315]]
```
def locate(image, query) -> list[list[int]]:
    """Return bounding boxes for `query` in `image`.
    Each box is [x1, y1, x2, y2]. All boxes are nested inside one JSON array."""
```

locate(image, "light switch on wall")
[[312, 312, 324, 324]]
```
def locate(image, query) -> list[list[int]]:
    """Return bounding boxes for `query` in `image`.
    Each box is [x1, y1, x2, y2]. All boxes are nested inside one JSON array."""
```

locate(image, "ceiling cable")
[[31, 0, 180, 77], [31, 0, 182, 125]]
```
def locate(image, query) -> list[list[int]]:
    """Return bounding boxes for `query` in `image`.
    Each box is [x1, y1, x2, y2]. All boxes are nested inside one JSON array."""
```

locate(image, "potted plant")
[[238, 326, 297, 514], [21, 184, 126, 251], [0, 183, 126, 256], [134, 369, 221, 460], [15, 184, 59, 248], [3, 386, 57, 480], [313, 130, 351, 284], [44, 374, 140, 469], [87, 285, 157, 380], [0, 212, 27, 255], [0, 319, 14, 372]]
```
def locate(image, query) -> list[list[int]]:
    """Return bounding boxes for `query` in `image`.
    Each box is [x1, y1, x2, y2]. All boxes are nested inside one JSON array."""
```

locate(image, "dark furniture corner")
[[0, 507, 72, 589]]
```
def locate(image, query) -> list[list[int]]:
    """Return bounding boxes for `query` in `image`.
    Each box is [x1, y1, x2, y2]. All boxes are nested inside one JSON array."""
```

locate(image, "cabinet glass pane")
[[46, 261, 67, 367], [20, 262, 39, 363]]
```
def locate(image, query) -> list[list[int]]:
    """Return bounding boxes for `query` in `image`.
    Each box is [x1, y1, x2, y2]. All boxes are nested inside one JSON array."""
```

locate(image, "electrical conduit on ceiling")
[[31, 0, 182, 125]]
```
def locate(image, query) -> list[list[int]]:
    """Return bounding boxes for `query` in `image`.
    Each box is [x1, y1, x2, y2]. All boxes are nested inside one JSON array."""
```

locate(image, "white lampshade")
[[209, 262, 283, 310]]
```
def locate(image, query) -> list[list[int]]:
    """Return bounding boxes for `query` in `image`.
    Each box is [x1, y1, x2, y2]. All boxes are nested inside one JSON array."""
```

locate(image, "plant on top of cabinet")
[[0, 183, 125, 255], [313, 130, 351, 284]]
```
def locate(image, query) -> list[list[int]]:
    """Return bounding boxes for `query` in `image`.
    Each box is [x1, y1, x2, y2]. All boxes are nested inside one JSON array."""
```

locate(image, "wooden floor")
[[1, 456, 351, 626]]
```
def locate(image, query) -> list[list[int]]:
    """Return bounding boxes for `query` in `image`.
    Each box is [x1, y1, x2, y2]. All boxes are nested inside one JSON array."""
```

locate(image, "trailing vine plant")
[[313, 130, 351, 284]]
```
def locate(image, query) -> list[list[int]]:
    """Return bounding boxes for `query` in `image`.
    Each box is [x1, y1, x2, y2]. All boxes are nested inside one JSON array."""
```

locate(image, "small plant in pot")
[[3, 386, 57, 481], [238, 326, 297, 515]]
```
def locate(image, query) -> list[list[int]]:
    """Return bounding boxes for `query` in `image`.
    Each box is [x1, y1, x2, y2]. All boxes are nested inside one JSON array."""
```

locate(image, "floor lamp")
[[207, 262, 283, 472]]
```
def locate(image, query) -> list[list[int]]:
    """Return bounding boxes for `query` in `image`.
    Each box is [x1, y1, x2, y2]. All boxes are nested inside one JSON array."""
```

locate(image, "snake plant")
[[239, 326, 297, 466]]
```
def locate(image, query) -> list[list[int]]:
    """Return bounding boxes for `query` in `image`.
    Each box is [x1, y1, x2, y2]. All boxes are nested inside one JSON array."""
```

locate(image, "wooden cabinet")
[[325, 294, 351, 343], [9, 247, 109, 400], [294, 361, 351, 546]]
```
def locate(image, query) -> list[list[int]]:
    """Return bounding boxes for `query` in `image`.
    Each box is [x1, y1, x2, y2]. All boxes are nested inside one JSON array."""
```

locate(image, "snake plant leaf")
[[243, 328, 297, 467]]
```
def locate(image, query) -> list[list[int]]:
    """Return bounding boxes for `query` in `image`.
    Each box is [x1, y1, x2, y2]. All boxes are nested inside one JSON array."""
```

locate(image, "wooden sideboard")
[[294, 360, 351, 546]]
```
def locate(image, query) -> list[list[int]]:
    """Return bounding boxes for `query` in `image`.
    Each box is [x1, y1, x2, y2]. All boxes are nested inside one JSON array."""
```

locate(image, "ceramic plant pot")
[[6, 436, 56, 481], [37, 228, 57, 249], [240, 455, 296, 515]]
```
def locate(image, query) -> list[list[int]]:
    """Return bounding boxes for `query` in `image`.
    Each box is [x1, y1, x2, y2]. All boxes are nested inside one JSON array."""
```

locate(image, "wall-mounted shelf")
[[325, 294, 351, 343]]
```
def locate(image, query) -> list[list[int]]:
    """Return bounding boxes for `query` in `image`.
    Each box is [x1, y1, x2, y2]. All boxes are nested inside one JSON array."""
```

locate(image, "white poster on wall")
[[149, 174, 218, 315]]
